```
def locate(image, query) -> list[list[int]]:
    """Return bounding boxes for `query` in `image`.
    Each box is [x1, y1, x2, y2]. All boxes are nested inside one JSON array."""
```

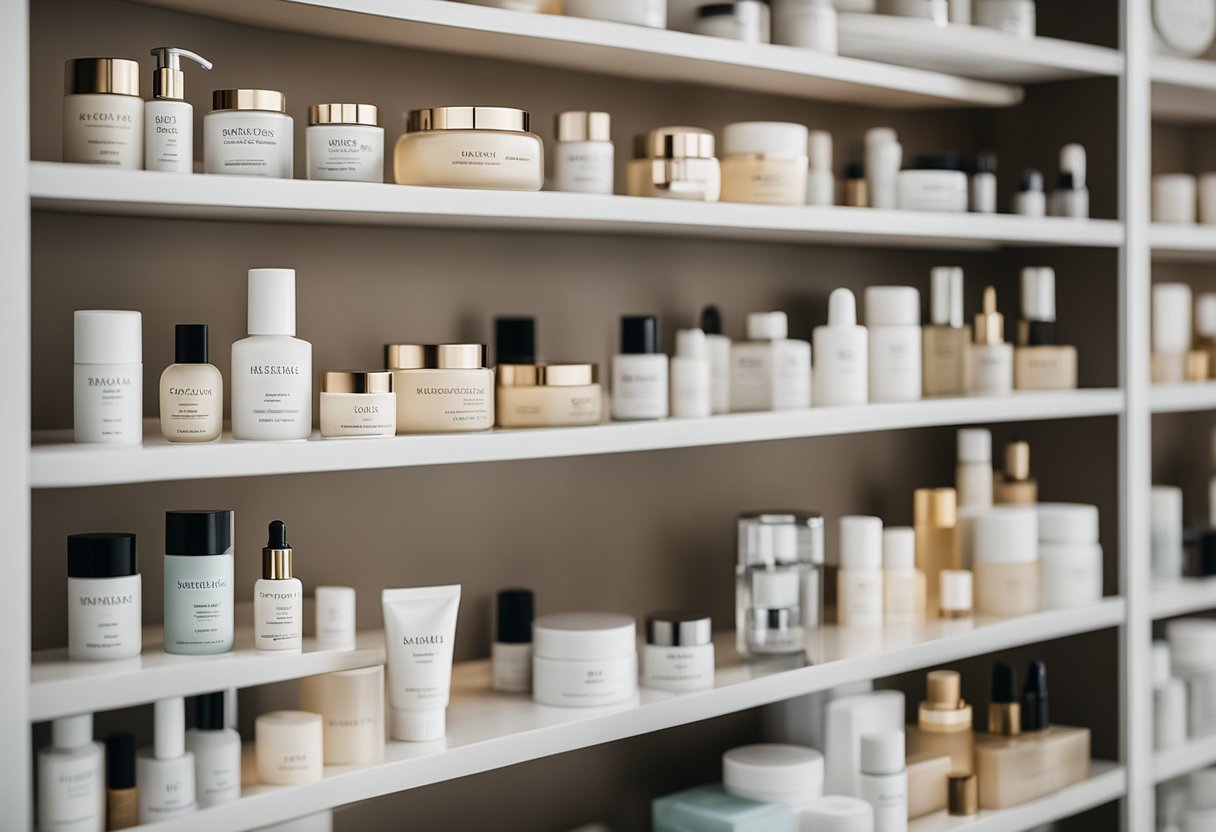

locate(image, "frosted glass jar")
[[306, 103, 384, 183], [67, 532, 142, 660], [720, 122, 809, 206], [63, 58, 143, 168], [204, 89, 294, 178], [496, 363, 602, 428], [642, 612, 715, 692], [736, 512, 825, 657], [319, 370, 396, 438], [532, 613, 638, 707], [626, 126, 721, 201], [553, 111, 614, 195], [386, 343, 495, 433], [394, 106, 543, 190], [564, 0, 666, 27]]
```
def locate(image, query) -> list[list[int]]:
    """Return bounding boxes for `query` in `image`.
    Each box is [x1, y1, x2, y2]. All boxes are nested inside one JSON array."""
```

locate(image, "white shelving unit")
[[1149, 383, 1216, 414], [1155, 737, 1216, 785], [1151, 55, 1216, 122], [1150, 223, 1216, 262], [1150, 578, 1216, 620]]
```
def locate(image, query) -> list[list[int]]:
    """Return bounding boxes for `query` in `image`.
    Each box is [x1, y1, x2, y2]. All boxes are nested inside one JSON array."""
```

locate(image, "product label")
[[40, 753, 101, 829], [555, 143, 614, 194], [394, 370, 493, 432], [232, 348, 312, 440], [74, 364, 141, 444], [164, 555, 233, 653], [205, 115, 292, 178], [64, 96, 141, 167], [69, 577, 140, 659], [255, 581, 302, 651], [162, 378, 222, 440], [307, 127, 383, 183]]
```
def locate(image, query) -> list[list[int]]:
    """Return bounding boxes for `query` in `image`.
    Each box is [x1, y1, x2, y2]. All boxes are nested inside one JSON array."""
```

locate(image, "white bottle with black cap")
[[232, 268, 313, 441], [806, 130, 834, 207], [67, 532, 141, 661], [145, 47, 212, 173], [642, 611, 714, 692], [255, 520, 303, 654], [865, 286, 922, 403], [1051, 144, 1089, 219], [813, 288, 868, 407], [611, 315, 668, 421], [163, 509, 235, 655], [730, 311, 811, 412], [493, 589, 534, 693], [860, 730, 908, 832], [838, 515, 884, 627], [671, 328, 712, 419], [970, 151, 997, 214], [73, 310, 142, 445], [38, 713, 104, 832], [1015, 169, 1046, 217], [700, 306, 732, 415], [137, 697, 196, 823], [184, 692, 241, 807]]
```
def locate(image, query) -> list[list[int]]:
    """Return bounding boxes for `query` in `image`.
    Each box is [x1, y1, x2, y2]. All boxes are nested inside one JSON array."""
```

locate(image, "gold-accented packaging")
[[65, 58, 141, 96], [310, 103, 379, 126], [63, 58, 144, 169], [626, 126, 721, 202], [212, 89, 287, 113], [995, 441, 1038, 504], [204, 89, 293, 178], [385, 344, 495, 434], [263, 537, 293, 581], [948, 773, 978, 816], [496, 364, 602, 428], [915, 488, 960, 616], [306, 105, 384, 182], [907, 670, 975, 775], [987, 663, 1023, 736], [556, 111, 611, 143], [394, 106, 543, 190], [319, 370, 396, 439]]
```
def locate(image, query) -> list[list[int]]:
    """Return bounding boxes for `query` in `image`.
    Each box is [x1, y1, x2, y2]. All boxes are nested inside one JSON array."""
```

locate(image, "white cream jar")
[[67, 533, 142, 660], [720, 121, 809, 206], [63, 58, 143, 168], [564, 0, 666, 27], [496, 363, 602, 428], [204, 89, 294, 178], [386, 344, 495, 434], [320, 370, 396, 438], [533, 612, 638, 707], [641, 612, 714, 692], [553, 111, 614, 195], [896, 155, 968, 212], [394, 106, 543, 191], [306, 103, 384, 183]]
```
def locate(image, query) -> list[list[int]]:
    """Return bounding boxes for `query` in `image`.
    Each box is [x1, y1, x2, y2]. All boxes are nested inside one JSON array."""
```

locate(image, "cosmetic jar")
[[299, 666, 385, 765], [67, 533, 141, 660], [564, 0, 666, 27], [1153, 174, 1198, 224], [1154, 0, 1216, 57], [642, 612, 715, 692], [720, 122, 809, 206], [1037, 503, 1103, 610], [896, 155, 968, 212], [723, 744, 825, 816], [204, 89, 294, 178], [878, 0, 948, 23], [972, 506, 1040, 617], [771, 0, 838, 53], [974, 0, 1036, 36], [799, 797, 876, 831], [385, 344, 495, 434], [255, 711, 324, 784], [163, 510, 234, 655], [496, 363, 602, 428], [394, 106, 543, 190], [626, 126, 721, 201], [553, 111, 614, 195], [1169, 619, 1216, 736], [74, 310, 143, 445], [532, 612, 638, 707], [694, 2, 771, 43], [493, 588, 534, 693], [315, 586, 357, 650], [866, 286, 922, 403], [653, 785, 798, 831], [306, 103, 384, 183], [320, 370, 396, 438], [63, 58, 143, 168], [736, 512, 825, 657]]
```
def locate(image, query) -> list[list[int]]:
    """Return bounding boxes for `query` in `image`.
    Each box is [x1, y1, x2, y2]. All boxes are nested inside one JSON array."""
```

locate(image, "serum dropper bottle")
[[254, 520, 303, 654]]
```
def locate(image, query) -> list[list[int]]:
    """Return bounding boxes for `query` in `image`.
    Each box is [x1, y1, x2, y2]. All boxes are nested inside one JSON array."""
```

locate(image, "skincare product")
[[382, 585, 461, 739], [807, 130, 834, 206], [493, 588, 534, 693], [801, 798, 875, 830], [63, 58, 143, 168], [1201, 174, 1216, 224], [145, 48, 211, 173], [255, 711, 323, 785], [1154, 174, 1198, 224], [204, 90, 293, 178], [1014, 267, 1077, 390], [949, 774, 978, 816], [394, 106, 543, 190], [319, 371, 395, 438], [1037, 503, 1103, 609], [254, 520, 302, 654], [883, 527, 925, 622], [642, 611, 715, 692], [995, 441, 1038, 504], [299, 666, 385, 764], [905, 753, 950, 819], [694, 1, 772, 43], [966, 286, 1014, 395], [74, 310, 142, 445], [163, 510, 234, 655], [306, 103, 383, 183], [1169, 618, 1216, 736], [860, 731, 907, 832], [824, 690, 906, 796], [1154, 641, 1188, 749], [564, 0, 666, 27], [105, 734, 137, 830], [67, 533, 141, 661], [612, 315, 669, 420], [701, 306, 732, 415], [1154, 0, 1216, 56], [906, 670, 974, 773], [970, 151, 998, 214], [896, 155, 968, 213], [865, 128, 901, 211], [723, 744, 825, 818], [554, 111, 614, 194], [627, 126, 721, 201], [137, 698, 196, 823], [653, 785, 797, 832], [231, 268, 313, 441], [315, 586, 356, 651], [532, 612, 638, 706], [973, 506, 1040, 616], [940, 569, 973, 618], [1015, 169, 1046, 217], [838, 516, 884, 627], [975, 0, 1036, 35], [671, 328, 713, 418], [731, 312, 812, 412], [844, 163, 868, 207], [720, 121, 809, 205], [736, 511, 825, 656], [813, 288, 868, 407], [39, 714, 104, 832], [1152, 485, 1185, 579], [184, 693, 240, 808], [922, 267, 967, 398], [956, 429, 993, 510], [878, 0, 948, 22], [866, 286, 922, 403], [497, 363, 602, 427], [495, 316, 536, 365], [386, 343, 494, 433], [771, 0, 838, 52], [1051, 144, 1089, 218], [160, 324, 222, 443], [1154, 283, 1195, 384], [915, 488, 959, 616]]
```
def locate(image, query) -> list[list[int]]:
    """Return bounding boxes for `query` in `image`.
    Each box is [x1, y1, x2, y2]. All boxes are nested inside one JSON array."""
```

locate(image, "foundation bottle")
[[883, 526, 926, 623], [906, 670, 974, 774], [160, 324, 223, 443], [972, 506, 1041, 617], [106, 733, 137, 830], [995, 441, 1038, 504], [922, 267, 968, 397], [1014, 267, 1078, 390], [966, 286, 1014, 395], [844, 163, 867, 207], [914, 488, 959, 617]]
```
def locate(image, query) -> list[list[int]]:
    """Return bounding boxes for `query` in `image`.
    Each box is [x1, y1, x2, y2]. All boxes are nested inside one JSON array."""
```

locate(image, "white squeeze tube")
[[382, 585, 462, 742]]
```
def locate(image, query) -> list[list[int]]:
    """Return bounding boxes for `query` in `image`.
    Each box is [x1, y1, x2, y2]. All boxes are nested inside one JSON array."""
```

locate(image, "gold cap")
[[556, 111, 611, 142], [497, 363, 598, 387], [974, 285, 1006, 345], [1006, 441, 1031, 482], [65, 58, 141, 96], [914, 487, 957, 528], [406, 106, 530, 134], [926, 670, 962, 709], [262, 545, 292, 580], [385, 344, 487, 370], [988, 701, 1022, 736], [321, 370, 393, 394], [633, 126, 716, 161], [948, 773, 978, 816], [212, 89, 286, 113], [309, 103, 379, 126], [1186, 350, 1211, 382]]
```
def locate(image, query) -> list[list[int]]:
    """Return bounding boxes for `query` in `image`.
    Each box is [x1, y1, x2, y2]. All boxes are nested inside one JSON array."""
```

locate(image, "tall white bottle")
[[838, 515, 884, 627], [806, 130, 835, 206], [137, 698, 196, 823], [813, 288, 868, 406], [38, 714, 104, 832], [184, 692, 241, 807], [730, 312, 811, 412], [232, 269, 313, 440], [611, 315, 669, 421], [865, 286, 922, 403], [671, 328, 712, 419], [254, 520, 303, 654], [865, 128, 902, 211], [859, 731, 908, 832], [145, 47, 212, 173], [700, 306, 732, 415]]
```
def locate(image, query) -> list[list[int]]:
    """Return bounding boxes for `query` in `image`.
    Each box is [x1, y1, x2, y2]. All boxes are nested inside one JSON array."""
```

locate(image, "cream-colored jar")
[[204, 89, 294, 178], [394, 106, 543, 190], [386, 344, 495, 433], [319, 370, 396, 438], [720, 122, 808, 206], [63, 58, 144, 168], [626, 126, 721, 201], [496, 364, 602, 428]]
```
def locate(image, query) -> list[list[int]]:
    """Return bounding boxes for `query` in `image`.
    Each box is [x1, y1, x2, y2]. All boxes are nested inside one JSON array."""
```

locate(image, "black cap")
[[196, 691, 226, 731], [844, 162, 864, 179], [1020, 168, 1044, 192], [175, 324, 209, 364], [912, 153, 964, 171], [165, 510, 233, 556], [67, 533, 137, 578], [1021, 661, 1050, 731], [700, 306, 723, 336], [621, 315, 658, 355], [1200, 530, 1216, 577], [991, 662, 1017, 704], [495, 317, 536, 365], [106, 734, 136, 789], [974, 150, 997, 175], [1057, 171, 1076, 190], [496, 588, 533, 644], [267, 519, 289, 549], [697, 3, 735, 16]]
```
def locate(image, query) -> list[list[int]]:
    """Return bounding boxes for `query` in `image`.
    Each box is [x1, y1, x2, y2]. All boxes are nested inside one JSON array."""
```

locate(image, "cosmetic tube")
[[382, 585, 461, 741]]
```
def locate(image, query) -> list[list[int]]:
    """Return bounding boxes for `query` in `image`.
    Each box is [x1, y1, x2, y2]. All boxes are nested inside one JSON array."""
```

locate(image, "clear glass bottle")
[[736, 512, 824, 657]]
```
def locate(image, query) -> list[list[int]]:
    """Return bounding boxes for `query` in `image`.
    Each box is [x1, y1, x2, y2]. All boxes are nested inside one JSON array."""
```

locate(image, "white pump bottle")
[[146, 47, 213, 173]]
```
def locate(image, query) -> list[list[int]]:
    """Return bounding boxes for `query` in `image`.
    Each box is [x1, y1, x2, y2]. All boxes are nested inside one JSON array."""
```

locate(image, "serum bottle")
[[970, 151, 997, 214], [700, 306, 732, 415], [611, 315, 669, 421], [38, 714, 104, 832], [145, 47, 212, 173], [1014, 268, 1077, 390], [255, 520, 303, 654], [492, 588, 533, 693], [160, 324, 223, 443], [184, 692, 241, 807], [922, 267, 968, 397], [137, 698, 196, 823], [837, 515, 884, 627], [670, 328, 712, 419], [966, 286, 1014, 395], [813, 288, 868, 406]]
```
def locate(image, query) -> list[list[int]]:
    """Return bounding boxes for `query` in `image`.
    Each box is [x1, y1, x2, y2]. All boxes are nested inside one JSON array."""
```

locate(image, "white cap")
[[533, 612, 636, 660], [52, 714, 93, 749], [973, 507, 1038, 564], [1021, 268, 1057, 321], [315, 585, 357, 650], [1060, 143, 1087, 188], [1152, 485, 1184, 530], [73, 310, 142, 365], [1154, 283, 1194, 353], [800, 796, 875, 832], [864, 286, 920, 327], [809, 130, 832, 172], [747, 311, 789, 340], [1037, 503, 1099, 544], [883, 527, 915, 571], [722, 744, 825, 801], [154, 697, 185, 760], [1167, 618, 1216, 669], [866, 127, 898, 147], [828, 288, 858, 327], [248, 268, 297, 336], [940, 570, 973, 613], [930, 267, 965, 327], [722, 121, 809, 157], [957, 428, 991, 464], [391, 707, 445, 742], [1196, 294, 1216, 338], [1153, 640, 1172, 688], [840, 515, 883, 571], [860, 731, 905, 775], [676, 328, 708, 359]]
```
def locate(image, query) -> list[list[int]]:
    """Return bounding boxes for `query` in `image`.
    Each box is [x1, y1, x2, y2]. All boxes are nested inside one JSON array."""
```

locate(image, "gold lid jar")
[[556, 111, 611, 143], [321, 370, 394, 394], [497, 363, 598, 387], [626, 126, 720, 201], [633, 126, 716, 161], [212, 89, 287, 113], [309, 103, 379, 127], [406, 106, 530, 134], [495, 363, 602, 429], [394, 108, 543, 191], [65, 58, 141, 96], [385, 344, 488, 370]]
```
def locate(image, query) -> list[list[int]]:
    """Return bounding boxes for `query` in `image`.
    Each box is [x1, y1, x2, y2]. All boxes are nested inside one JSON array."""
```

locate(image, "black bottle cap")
[[1200, 530, 1216, 576], [844, 162, 865, 180], [697, 3, 735, 17], [175, 324, 209, 364], [267, 519, 289, 549], [165, 510, 233, 556], [974, 150, 997, 175], [913, 153, 964, 171], [700, 306, 723, 336], [106, 734, 136, 789], [1021, 660, 1050, 731], [621, 315, 658, 355], [496, 588, 534, 644], [495, 317, 536, 365], [1024, 320, 1058, 348], [67, 533, 137, 578], [1020, 169, 1044, 193], [992, 662, 1017, 703], [196, 691, 226, 731], [1057, 171, 1076, 190]]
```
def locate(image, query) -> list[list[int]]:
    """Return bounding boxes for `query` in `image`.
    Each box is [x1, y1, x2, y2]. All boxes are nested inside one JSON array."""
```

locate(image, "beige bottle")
[[915, 488, 960, 617], [1014, 267, 1078, 390], [922, 267, 969, 397], [906, 670, 974, 774], [972, 506, 1040, 616], [160, 324, 223, 443], [995, 441, 1038, 504], [965, 286, 1014, 395], [883, 527, 926, 623]]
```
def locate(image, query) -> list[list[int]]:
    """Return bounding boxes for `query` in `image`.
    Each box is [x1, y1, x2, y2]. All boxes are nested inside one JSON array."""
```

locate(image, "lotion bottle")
[[956, 428, 994, 510], [970, 151, 997, 214], [1015, 169, 1046, 217], [671, 328, 712, 418], [184, 692, 241, 807], [145, 47, 212, 173], [866, 286, 922, 403], [700, 306, 732, 415], [838, 515, 884, 627], [883, 526, 925, 623], [860, 731, 908, 832], [922, 267, 968, 397], [966, 286, 1014, 395], [612, 315, 669, 420], [38, 714, 104, 832], [806, 130, 834, 206], [865, 128, 901, 211], [813, 288, 868, 406], [137, 698, 196, 823], [254, 520, 303, 655]]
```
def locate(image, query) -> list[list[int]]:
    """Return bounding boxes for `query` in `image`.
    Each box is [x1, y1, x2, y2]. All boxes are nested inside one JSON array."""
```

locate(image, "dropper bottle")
[[145, 47, 212, 173], [254, 520, 303, 654], [966, 286, 1013, 395]]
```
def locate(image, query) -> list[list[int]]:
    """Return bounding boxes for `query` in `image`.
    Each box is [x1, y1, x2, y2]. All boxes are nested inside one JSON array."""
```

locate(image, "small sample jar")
[[564, 0, 667, 27], [642, 612, 715, 692], [204, 89, 294, 178], [694, 2, 772, 43], [626, 126, 721, 201], [532, 612, 638, 707], [496, 363, 602, 428], [771, 0, 838, 53], [385, 344, 495, 433], [67, 533, 141, 661], [63, 58, 143, 168], [315, 585, 357, 650], [320, 370, 396, 438], [299, 666, 385, 765], [972, 506, 1040, 617], [74, 310, 143, 445], [255, 711, 324, 785], [720, 122, 809, 206], [553, 111, 614, 195], [736, 512, 825, 657], [723, 744, 825, 816], [897, 155, 968, 212], [1168, 619, 1216, 737], [394, 106, 543, 190], [1037, 503, 1103, 610], [306, 103, 384, 183], [1153, 174, 1198, 224]]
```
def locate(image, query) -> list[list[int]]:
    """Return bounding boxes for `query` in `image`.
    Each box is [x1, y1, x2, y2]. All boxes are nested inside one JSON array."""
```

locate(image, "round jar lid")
[[634, 126, 716, 161], [865, 286, 922, 327], [321, 370, 394, 394], [973, 506, 1039, 564], [532, 612, 636, 660], [212, 89, 287, 113], [723, 744, 825, 799], [65, 57, 140, 96], [556, 111, 610, 143], [68, 532, 138, 578], [497, 363, 598, 387], [406, 106, 531, 134], [74, 310, 142, 365], [721, 122, 809, 158], [255, 710, 323, 747], [385, 344, 487, 371], [1037, 503, 1099, 545], [309, 103, 379, 126]]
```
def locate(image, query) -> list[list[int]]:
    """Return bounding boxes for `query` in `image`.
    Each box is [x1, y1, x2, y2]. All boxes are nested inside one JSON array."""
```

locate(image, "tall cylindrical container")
[[972, 507, 1040, 616], [866, 286, 922, 403], [163, 510, 235, 655], [67, 533, 142, 661], [553, 111, 614, 195], [73, 310, 143, 445]]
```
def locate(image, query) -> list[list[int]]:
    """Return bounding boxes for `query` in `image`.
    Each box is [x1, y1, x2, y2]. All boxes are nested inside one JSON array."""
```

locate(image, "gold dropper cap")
[[1006, 442, 1031, 482], [974, 285, 1005, 345], [262, 520, 293, 580]]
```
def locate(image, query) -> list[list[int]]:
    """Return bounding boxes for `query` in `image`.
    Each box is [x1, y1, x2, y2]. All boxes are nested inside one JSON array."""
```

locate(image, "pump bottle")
[[813, 288, 867, 406], [145, 47, 212, 173]]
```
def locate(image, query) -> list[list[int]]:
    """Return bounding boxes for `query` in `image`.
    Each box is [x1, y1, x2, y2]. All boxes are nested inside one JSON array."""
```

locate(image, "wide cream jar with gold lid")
[[386, 344, 495, 433], [393, 106, 544, 190], [626, 126, 721, 201], [496, 364, 602, 428]]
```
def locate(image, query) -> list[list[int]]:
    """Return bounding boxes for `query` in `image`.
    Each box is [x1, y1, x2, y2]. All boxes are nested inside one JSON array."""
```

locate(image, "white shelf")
[[29, 629, 385, 722], [837, 14, 1122, 83], [1152, 55, 1216, 122], [1155, 735, 1216, 784], [121, 601, 1124, 832], [30, 390, 1125, 488], [1150, 578, 1216, 620], [908, 763, 1125, 832], [1149, 223, 1216, 262], [1149, 383, 1216, 414]]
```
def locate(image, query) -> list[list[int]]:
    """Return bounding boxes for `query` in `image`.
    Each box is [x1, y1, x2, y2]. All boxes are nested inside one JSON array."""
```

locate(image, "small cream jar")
[[320, 370, 396, 438], [255, 711, 323, 785], [720, 121, 809, 206], [394, 106, 543, 191], [306, 103, 384, 183], [641, 612, 714, 693], [63, 58, 143, 168], [626, 126, 721, 201], [386, 344, 495, 434], [896, 154, 968, 212], [299, 666, 385, 765], [204, 89, 294, 178], [496, 363, 602, 428], [532, 612, 638, 707]]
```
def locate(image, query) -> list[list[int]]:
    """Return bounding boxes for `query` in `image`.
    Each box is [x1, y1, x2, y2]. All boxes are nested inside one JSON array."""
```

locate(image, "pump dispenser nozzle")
[[150, 47, 212, 100]]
